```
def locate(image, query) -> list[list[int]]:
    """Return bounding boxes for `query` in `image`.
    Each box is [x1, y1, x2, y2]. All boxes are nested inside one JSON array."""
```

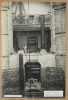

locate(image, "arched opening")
[[24, 62, 41, 83]]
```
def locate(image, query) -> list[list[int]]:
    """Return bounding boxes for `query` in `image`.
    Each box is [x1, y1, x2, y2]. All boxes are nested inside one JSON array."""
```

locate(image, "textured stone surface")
[[1, 2, 14, 70], [8, 3, 14, 54], [2, 68, 20, 95], [19, 52, 55, 68], [9, 53, 18, 68], [2, 35, 9, 56], [55, 33, 66, 53], [56, 55, 66, 71], [54, 3, 66, 72], [54, 7, 66, 33], [45, 67, 65, 89], [2, 57, 9, 69], [2, 67, 65, 94], [1, 11, 8, 35]]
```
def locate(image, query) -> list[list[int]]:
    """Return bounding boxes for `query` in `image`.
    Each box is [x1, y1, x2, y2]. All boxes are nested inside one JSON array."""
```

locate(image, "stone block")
[[56, 55, 66, 71], [1, 11, 8, 35], [2, 56, 9, 69], [54, 8, 66, 33], [1, 35, 9, 56], [55, 33, 66, 53]]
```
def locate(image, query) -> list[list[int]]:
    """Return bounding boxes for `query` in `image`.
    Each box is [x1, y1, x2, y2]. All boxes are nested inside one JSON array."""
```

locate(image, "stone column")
[[53, 2, 66, 71], [1, 2, 9, 69], [8, 2, 14, 54], [50, 2, 55, 53], [41, 15, 45, 49]]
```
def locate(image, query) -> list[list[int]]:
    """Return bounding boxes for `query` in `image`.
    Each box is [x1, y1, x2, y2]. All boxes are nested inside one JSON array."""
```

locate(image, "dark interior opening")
[[25, 62, 41, 82], [13, 30, 51, 53], [27, 36, 38, 53], [45, 30, 51, 52], [13, 32, 17, 52]]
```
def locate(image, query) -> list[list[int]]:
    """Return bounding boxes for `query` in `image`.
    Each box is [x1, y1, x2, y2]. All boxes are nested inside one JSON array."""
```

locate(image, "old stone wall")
[[1, 2, 19, 95], [1, 2, 14, 70], [53, 3, 66, 70], [1, 2, 9, 70], [2, 68, 20, 95]]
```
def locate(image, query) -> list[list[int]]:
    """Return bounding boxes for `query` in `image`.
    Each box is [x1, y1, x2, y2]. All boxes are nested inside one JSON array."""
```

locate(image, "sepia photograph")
[[1, 2, 66, 98]]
